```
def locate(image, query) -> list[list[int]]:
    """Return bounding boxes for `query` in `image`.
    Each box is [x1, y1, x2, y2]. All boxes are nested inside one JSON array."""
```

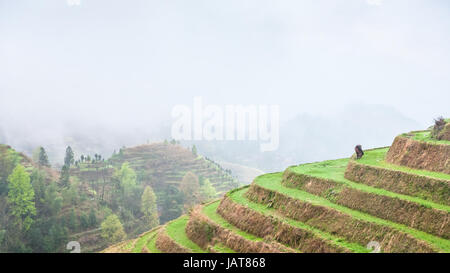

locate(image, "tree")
[[44, 181, 63, 216], [432, 116, 447, 140], [88, 208, 97, 227], [114, 162, 137, 198], [199, 178, 216, 202], [0, 146, 20, 195], [38, 147, 50, 167], [101, 214, 126, 244], [180, 171, 200, 210], [0, 229, 6, 247], [64, 146, 74, 167], [59, 165, 70, 188], [141, 186, 159, 228], [159, 185, 184, 223], [62, 177, 79, 206], [80, 213, 89, 229], [30, 169, 46, 206], [67, 208, 78, 231], [7, 164, 36, 231], [192, 145, 197, 156]]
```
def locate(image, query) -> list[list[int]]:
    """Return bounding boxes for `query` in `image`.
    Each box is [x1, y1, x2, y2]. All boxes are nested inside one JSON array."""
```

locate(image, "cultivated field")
[[103, 128, 450, 253]]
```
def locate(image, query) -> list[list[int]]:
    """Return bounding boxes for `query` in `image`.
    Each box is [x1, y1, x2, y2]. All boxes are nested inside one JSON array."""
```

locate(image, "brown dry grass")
[[386, 136, 450, 174], [216, 197, 349, 253], [186, 206, 291, 253], [440, 123, 450, 141]]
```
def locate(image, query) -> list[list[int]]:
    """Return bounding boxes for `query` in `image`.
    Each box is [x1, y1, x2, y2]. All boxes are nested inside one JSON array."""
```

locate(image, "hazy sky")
[[1, 0, 449, 133]]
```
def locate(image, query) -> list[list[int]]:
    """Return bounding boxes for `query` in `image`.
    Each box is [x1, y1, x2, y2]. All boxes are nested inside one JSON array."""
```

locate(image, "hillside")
[[66, 142, 241, 249], [0, 144, 111, 253], [108, 143, 240, 197], [104, 124, 450, 253], [0, 141, 242, 253]]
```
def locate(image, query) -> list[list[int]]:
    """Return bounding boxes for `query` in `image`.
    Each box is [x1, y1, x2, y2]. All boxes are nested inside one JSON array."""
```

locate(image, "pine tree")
[[38, 147, 50, 167], [67, 208, 78, 231], [64, 146, 74, 167], [59, 165, 70, 188]]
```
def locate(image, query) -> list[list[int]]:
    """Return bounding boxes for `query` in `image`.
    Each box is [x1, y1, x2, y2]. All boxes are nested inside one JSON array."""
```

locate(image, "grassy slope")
[[357, 147, 450, 181], [165, 215, 204, 253], [407, 131, 450, 145], [253, 173, 450, 252], [132, 229, 161, 253], [203, 201, 265, 242], [226, 188, 370, 253], [129, 203, 245, 253], [109, 143, 240, 196], [289, 158, 450, 212], [210, 243, 236, 253], [146, 231, 161, 253]]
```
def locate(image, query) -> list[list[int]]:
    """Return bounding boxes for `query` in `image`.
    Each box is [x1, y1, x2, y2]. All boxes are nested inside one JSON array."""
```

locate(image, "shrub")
[[431, 116, 447, 140]]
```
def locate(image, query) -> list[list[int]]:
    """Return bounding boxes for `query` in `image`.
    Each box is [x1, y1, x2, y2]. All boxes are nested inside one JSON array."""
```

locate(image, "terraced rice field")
[[103, 129, 450, 253]]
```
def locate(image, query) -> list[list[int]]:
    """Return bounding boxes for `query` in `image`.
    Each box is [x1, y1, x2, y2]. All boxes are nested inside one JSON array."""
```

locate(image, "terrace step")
[[187, 201, 294, 253], [155, 216, 204, 253], [209, 243, 236, 253], [283, 159, 450, 238], [386, 134, 450, 174], [132, 228, 161, 253], [251, 173, 449, 252], [345, 147, 450, 206], [217, 188, 370, 253]]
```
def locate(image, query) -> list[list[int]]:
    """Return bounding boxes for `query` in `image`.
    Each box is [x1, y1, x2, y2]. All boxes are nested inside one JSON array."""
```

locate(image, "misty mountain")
[[186, 104, 421, 172], [0, 103, 425, 172]]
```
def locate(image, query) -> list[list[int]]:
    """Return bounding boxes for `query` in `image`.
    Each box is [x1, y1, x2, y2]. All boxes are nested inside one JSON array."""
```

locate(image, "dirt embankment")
[[155, 227, 190, 253], [386, 136, 450, 174], [216, 196, 348, 253], [245, 184, 436, 253], [282, 170, 450, 238], [438, 123, 450, 141], [185, 207, 290, 253], [345, 160, 450, 206]]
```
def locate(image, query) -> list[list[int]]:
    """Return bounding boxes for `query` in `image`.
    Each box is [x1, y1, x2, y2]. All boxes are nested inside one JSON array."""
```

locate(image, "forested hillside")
[[0, 142, 242, 253]]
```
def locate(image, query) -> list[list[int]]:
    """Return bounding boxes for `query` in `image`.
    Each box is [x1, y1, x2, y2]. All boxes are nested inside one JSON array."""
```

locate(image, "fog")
[[1, 0, 449, 169]]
